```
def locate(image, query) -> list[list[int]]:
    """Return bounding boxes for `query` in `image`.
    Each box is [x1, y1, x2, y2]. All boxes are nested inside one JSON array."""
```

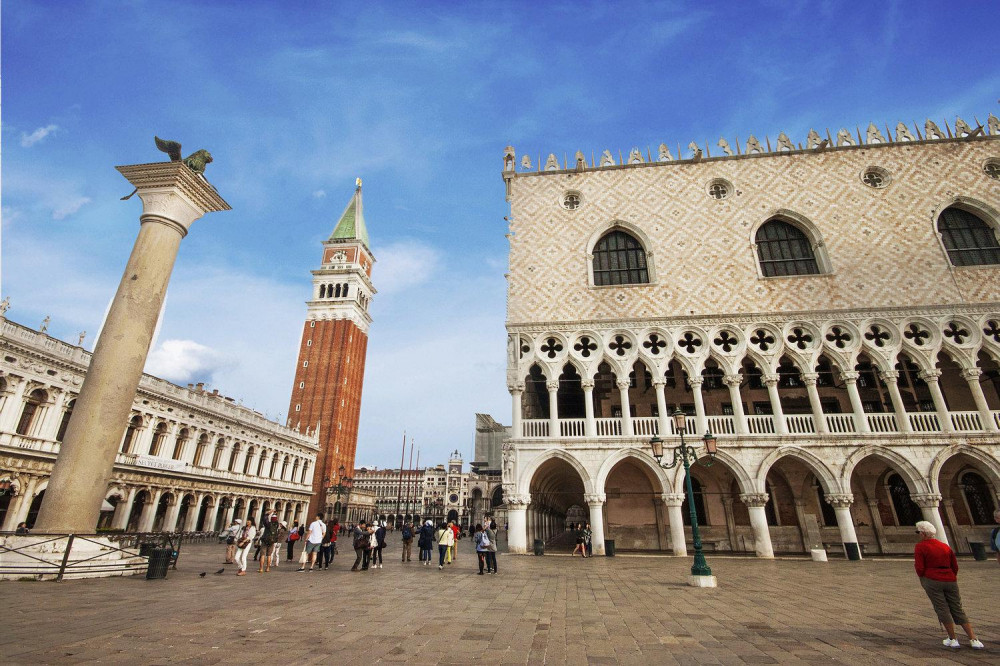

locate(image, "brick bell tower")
[[289, 178, 375, 517]]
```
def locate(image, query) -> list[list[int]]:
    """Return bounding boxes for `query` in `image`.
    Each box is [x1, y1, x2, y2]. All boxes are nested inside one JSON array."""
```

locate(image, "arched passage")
[[603, 456, 665, 550], [527, 456, 587, 550], [934, 448, 1000, 553], [847, 451, 934, 555]]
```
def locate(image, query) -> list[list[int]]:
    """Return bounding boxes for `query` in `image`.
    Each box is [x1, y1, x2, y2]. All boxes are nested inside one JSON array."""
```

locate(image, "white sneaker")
[[943, 638, 960, 649], [970, 639, 984, 650]]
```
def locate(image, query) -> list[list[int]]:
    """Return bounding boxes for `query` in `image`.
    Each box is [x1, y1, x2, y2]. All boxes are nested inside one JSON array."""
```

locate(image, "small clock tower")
[[289, 179, 376, 517]]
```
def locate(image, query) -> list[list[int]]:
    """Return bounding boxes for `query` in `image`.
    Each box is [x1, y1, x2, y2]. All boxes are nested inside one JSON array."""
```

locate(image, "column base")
[[810, 548, 828, 562], [688, 574, 718, 588], [0, 535, 147, 581]]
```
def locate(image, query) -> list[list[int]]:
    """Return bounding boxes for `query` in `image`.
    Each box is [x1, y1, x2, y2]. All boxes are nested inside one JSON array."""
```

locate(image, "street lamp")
[[331, 465, 352, 522], [650, 409, 718, 586]]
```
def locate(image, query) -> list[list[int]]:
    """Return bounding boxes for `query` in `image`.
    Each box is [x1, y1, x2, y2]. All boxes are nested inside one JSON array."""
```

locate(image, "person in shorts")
[[297, 513, 326, 572]]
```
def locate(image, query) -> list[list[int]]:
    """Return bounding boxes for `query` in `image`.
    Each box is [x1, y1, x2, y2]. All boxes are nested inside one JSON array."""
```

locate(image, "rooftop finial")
[[355, 177, 362, 191]]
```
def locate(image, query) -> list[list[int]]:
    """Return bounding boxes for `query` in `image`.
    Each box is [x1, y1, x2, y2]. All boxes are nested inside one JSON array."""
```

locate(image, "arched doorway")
[[603, 457, 665, 550], [25, 489, 45, 529], [197, 496, 212, 531], [848, 452, 927, 554], [527, 456, 587, 550], [936, 450, 1000, 553], [127, 491, 148, 532], [152, 493, 171, 532]]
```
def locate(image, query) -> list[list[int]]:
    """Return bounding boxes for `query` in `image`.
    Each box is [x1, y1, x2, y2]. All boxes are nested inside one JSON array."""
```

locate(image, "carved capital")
[[545, 380, 560, 392], [580, 380, 595, 390], [762, 374, 780, 387], [824, 493, 855, 508], [505, 493, 531, 508], [880, 370, 900, 382], [917, 369, 942, 382], [507, 382, 525, 394], [801, 372, 819, 386], [687, 377, 704, 388], [723, 374, 742, 388], [740, 492, 770, 507], [584, 493, 606, 505], [839, 370, 860, 383], [651, 378, 666, 388], [960, 368, 982, 381], [615, 380, 631, 391], [910, 493, 942, 508], [661, 493, 686, 507]]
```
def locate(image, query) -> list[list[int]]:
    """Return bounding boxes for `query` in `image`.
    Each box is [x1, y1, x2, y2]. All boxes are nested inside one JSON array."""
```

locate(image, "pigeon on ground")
[[199, 572, 207, 577], [214, 568, 225, 575]]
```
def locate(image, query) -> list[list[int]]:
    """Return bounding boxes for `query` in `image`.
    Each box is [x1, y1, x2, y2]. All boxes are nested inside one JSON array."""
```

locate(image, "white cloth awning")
[[101, 499, 115, 512]]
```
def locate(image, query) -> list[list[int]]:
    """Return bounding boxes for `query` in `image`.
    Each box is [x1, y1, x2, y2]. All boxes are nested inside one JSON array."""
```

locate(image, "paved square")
[[2, 540, 997, 664]]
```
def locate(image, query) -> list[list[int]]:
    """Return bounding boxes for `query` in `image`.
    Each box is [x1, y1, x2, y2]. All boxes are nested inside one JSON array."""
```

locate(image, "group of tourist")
[[223, 513, 289, 575], [570, 522, 592, 557]]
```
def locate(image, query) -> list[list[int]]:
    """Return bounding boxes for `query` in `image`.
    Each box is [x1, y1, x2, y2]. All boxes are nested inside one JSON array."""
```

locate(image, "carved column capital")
[[580, 380, 595, 390], [824, 493, 855, 508], [687, 377, 704, 388], [762, 374, 779, 387], [545, 380, 560, 392], [723, 374, 742, 387], [661, 493, 686, 506], [839, 370, 860, 383], [740, 492, 770, 507], [507, 382, 525, 394], [505, 493, 531, 508], [910, 493, 942, 508], [651, 379, 666, 388], [584, 493, 606, 505], [801, 372, 819, 386], [881, 370, 900, 382], [917, 369, 942, 382], [615, 380, 631, 391], [960, 368, 982, 381]]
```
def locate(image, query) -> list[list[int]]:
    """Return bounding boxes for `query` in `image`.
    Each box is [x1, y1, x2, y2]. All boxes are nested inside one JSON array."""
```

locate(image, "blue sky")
[[3, 1, 999, 469]]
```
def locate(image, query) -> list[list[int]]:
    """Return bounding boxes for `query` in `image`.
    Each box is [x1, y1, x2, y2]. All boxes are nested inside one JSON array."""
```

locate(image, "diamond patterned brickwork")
[[505, 137, 1000, 326]]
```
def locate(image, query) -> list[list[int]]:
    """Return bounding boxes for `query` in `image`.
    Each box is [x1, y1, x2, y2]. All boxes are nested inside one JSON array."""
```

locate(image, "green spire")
[[329, 178, 370, 249]]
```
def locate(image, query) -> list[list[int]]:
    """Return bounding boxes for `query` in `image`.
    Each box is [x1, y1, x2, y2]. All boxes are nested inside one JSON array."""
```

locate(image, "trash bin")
[[533, 538, 544, 556], [138, 542, 156, 557], [969, 542, 987, 561], [844, 542, 861, 561], [146, 548, 172, 580], [605, 539, 615, 557]]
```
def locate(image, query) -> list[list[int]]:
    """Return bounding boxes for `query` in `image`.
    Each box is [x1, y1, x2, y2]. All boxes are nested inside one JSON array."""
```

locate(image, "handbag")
[[226, 535, 235, 545], [237, 538, 250, 548], [289, 532, 300, 542]]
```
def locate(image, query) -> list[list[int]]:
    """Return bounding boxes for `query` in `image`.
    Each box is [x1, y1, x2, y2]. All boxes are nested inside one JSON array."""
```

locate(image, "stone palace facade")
[[0, 315, 319, 533], [500, 115, 1000, 557]]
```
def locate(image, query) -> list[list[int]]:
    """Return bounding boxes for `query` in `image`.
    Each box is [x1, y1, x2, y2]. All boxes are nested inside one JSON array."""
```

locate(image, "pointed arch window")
[[755, 219, 821, 277], [960, 472, 996, 524], [937, 207, 1000, 266], [887, 473, 921, 526], [592, 230, 649, 286]]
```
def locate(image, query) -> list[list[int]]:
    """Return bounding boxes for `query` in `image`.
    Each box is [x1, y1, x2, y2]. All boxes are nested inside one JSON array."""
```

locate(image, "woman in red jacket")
[[913, 520, 984, 650]]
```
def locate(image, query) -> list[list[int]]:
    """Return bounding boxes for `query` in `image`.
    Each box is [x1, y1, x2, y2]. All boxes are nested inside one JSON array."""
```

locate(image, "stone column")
[[582, 380, 596, 437], [546, 380, 560, 438], [223, 499, 236, 527], [867, 499, 889, 554], [881, 371, 912, 433], [204, 497, 221, 531], [688, 377, 707, 436], [825, 493, 861, 559], [941, 499, 965, 553], [663, 493, 687, 556], [840, 371, 871, 433], [652, 380, 670, 436], [723, 374, 749, 435], [509, 383, 523, 439], [912, 493, 949, 546], [183, 494, 202, 532], [34, 161, 229, 534], [0, 377, 28, 433], [741, 493, 775, 558], [585, 493, 606, 555], [163, 493, 184, 533], [617, 380, 633, 436], [2, 476, 39, 531], [111, 487, 137, 530], [918, 370, 953, 432], [506, 495, 530, 554], [801, 373, 828, 434], [138, 488, 163, 533], [763, 375, 788, 435], [652, 497, 669, 550], [960, 368, 999, 431]]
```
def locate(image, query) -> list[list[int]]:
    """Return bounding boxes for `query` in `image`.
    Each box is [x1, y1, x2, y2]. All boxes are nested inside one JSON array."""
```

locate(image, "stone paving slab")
[[0, 541, 997, 664]]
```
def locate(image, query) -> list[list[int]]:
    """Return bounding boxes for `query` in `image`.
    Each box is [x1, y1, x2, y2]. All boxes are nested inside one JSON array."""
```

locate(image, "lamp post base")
[[688, 574, 718, 588]]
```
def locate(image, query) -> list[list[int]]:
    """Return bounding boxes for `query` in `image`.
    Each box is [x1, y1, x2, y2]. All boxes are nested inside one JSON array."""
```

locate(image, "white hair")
[[915, 520, 936, 537]]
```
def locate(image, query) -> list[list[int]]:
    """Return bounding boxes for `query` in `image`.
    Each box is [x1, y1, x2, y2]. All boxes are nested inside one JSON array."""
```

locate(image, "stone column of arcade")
[[825, 493, 862, 560], [33, 157, 230, 535], [506, 495, 530, 554], [740, 492, 775, 558], [912, 493, 949, 546], [585, 493, 606, 555], [663, 493, 687, 556]]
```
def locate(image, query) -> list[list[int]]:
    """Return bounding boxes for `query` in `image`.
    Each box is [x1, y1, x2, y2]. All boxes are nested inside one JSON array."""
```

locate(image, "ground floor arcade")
[[504, 437, 1000, 558]]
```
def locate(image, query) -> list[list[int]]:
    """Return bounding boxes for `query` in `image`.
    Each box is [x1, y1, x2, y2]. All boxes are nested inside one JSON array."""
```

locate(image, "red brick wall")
[[287, 318, 369, 517]]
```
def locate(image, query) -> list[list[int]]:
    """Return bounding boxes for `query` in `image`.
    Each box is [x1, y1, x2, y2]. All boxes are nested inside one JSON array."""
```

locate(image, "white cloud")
[[373, 239, 441, 295], [145, 339, 234, 384], [52, 196, 91, 220], [312, 189, 326, 198], [20, 124, 59, 147]]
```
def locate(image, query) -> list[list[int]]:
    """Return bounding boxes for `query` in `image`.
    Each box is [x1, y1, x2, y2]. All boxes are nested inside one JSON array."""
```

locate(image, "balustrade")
[[949, 411, 982, 432], [867, 413, 897, 433], [785, 414, 815, 435], [706, 415, 735, 435], [824, 413, 856, 434], [909, 412, 940, 432]]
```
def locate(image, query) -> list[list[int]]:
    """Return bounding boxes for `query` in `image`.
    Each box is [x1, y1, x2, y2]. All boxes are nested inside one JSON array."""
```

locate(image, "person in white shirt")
[[234, 518, 256, 576], [297, 513, 327, 572]]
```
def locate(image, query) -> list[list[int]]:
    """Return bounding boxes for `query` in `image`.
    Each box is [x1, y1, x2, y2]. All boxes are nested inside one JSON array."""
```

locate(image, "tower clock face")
[[449, 493, 459, 504]]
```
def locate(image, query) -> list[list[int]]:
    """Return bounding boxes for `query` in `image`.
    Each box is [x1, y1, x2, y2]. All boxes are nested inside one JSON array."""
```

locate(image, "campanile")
[[289, 179, 375, 517]]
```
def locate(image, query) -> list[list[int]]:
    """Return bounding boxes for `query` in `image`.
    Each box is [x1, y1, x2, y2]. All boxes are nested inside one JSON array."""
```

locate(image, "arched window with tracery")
[[937, 207, 1000, 266], [755, 219, 821, 277], [172, 428, 189, 460], [887, 473, 921, 526], [16, 389, 47, 436], [592, 230, 649, 286], [149, 422, 168, 457], [960, 471, 996, 524], [121, 415, 142, 453]]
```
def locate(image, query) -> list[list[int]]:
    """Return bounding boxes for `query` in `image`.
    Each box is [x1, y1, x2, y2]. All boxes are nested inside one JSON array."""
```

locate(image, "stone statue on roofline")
[[717, 137, 733, 156], [744, 134, 764, 154], [866, 123, 886, 144], [988, 114, 1000, 136], [925, 119, 944, 140], [628, 147, 644, 164], [895, 122, 915, 142], [836, 128, 855, 146], [545, 153, 560, 171], [600, 149, 615, 167], [657, 143, 672, 161], [520, 155, 532, 170], [954, 117, 974, 137], [503, 145, 515, 172], [776, 132, 794, 151], [806, 129, 822, 149]]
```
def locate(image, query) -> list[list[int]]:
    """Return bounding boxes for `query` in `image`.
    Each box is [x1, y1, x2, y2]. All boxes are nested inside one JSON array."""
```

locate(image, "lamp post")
[[331, 465, 352, 522], [650, 409, 718, 587]]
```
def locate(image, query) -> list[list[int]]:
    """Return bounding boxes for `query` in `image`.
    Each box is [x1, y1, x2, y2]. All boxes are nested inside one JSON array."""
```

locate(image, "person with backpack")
[[401, 521, 414, 562], [991, 509, 1000, 564], [484, 520, 498, 574], [320, 517, 337, 570], [372, 521, 387, 569], [474, 523, 490, 575], [418, 520, 434, 566]]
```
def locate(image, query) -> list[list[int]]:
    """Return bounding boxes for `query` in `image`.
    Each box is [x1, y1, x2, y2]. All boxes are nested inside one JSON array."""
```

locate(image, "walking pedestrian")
[[373, 521, 386, 568], [436, 522, 454, 570], [234, 518, 256, 576], [286, 519, 300, 561], [991, 509, 1000, 565], [320, 516, 337, 570], [351, 520, 368, 572], [418, 520, 434, 565], [449, 520, 460, 563], [224, 518, 242, 564], [401, 520, 414, 562], [485, 520, 498, 574], [913, 520, 984, 649], [271, 521, 288, 568], [474, 524, 489, 575], [297, 513, 326, 572], [584, 522, 593, 557], [572, 523, 587, 557], [257, 514, 282, 573]]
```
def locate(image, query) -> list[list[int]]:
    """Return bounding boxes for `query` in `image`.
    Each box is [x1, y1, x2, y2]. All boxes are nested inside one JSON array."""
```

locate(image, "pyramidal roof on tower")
[[329, 178, 370, 250]]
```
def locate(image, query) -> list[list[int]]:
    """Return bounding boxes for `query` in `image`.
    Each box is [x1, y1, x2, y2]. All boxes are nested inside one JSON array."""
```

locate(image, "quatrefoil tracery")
[[609, 335, 632, 357], [942, 321, 970, 345], [865, 325, 891, 348], [787, 327, 814, 350], [678, 331, 702, 354], [750, 329, 776, 352], [642, 334, 667, 355], [902, 323, 930, 346], [713, 330, 739, 353], [574, 336, 598, 358], [825, 326, 852, 349], [985, 320, 1000, 344], [540, 337, 563, 359]]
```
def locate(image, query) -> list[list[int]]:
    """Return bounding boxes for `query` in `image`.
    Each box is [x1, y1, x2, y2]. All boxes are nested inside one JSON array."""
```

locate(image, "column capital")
[[839, 370, 860, 383], [507, 382, 525, 393], [740, 492, 770, 507], [584, 493, 606, 505], [910, 493, 942, 508], [661, 493, 686, 506], [723, 374, 742, 387], [824, 493, 855, 508], [687, 377, 704, 388], [651, 378, 666, 388], [116, 161, 230, 236], [881, 370, 900, 382], [917, 369, 942, 382], [960, 368, 983, 380], [545, 380, 560, 392], [580, 379, 595, 390], [615, 379, 631, 391], [506, 493, 531, 508], [762, 374, 779, 387]]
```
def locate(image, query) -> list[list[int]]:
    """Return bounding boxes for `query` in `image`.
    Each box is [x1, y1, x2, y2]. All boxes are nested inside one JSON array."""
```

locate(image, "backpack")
[[480, 531, 490, 548], [353, 532, 367, 550], [402, 526, 412, 539], [991, 526, 1000, 552]]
